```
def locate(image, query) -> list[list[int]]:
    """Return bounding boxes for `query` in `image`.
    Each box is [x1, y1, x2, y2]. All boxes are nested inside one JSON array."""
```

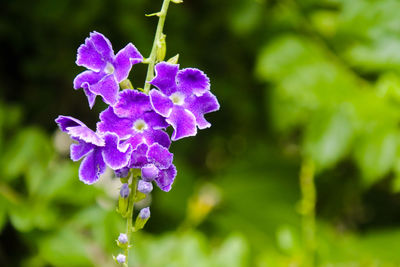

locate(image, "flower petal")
[[124, 133, 146, 151], [70, 140, 95, 161], [79, 148, 106, 184], [154, 164, 177, 192], [55, 115, 84, 132], [67, 126, 105, 146], [101, 133, 132, 170], [83, 88, 97, 109], [55, 116, 104, 146], [144, 111, 169, 129], [76, 32, 113, 72], [177, 68, 210, 96], [114, 90, 151, 118], [114, 43, 143, 82], [184, 91, 220, 129], [88, 74, 119, 106], [149, 62, 179, 95], [147, 143, 173, 169], [73, 70, 105, 90], [143, 129, 171, 148], [97, 107, 134, 139], [149, 89, 173, 117], [73, 70, 106, 108], [166, 106, 197, 141], [129, 143, 149, 168]]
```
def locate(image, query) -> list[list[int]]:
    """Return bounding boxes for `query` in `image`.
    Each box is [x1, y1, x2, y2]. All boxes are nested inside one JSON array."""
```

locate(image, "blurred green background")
[[2, 0, 400, 266]]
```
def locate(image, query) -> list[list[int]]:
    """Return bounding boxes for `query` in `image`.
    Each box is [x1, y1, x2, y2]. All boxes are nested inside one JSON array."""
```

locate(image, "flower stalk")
[[143, 0, 172, 94], [122, 173, 139, 266], [299, 158, 316, 266]]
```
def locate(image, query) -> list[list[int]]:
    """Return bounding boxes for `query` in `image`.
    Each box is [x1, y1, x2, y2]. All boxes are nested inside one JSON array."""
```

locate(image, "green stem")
[[143, 0, 171, 94], [299, 158, 316, 267], [124, 174, 139, 267]]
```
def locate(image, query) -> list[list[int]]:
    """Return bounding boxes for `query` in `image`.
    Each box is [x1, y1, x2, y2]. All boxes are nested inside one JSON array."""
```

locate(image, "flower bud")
[[118, 233, 128, 244], [167, 54, 179, 64], [119, 79, 133, 90], [120, 183, 130, 198], [138, 180, 153, 194], [139, 207, 150, 219], [134, 207, 150, 231], [141, 164, 159, 182], [115, 167, 130, 178], [116, 254, 126, 264], [118, 183, 130, 217]]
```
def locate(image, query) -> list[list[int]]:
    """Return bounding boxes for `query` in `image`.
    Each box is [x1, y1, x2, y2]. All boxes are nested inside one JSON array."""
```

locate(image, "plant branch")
[[143, 0, 171, 94]]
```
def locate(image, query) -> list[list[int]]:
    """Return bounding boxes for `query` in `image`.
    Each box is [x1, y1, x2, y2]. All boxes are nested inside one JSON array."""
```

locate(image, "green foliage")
[[256, 30, 400, 184]]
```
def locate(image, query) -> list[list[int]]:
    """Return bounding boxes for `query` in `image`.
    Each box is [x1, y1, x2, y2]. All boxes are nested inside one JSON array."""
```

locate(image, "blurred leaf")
[[303, 108, 354, 170], [8, 204, 34, 232], [2, 127, 52, 186], [0, 198, 7, 232], [213, 234, 249, 267], [38, 228, 93, 267], [354, 128, 398, 185]]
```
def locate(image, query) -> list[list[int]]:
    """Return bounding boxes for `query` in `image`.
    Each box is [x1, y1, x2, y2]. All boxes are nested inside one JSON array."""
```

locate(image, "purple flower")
[[55, 116, 132, 184], [130, 143, 177, 192], [149, 62, 220, 140], [73, 32, 143, 108], [97, 89, 171, 150]]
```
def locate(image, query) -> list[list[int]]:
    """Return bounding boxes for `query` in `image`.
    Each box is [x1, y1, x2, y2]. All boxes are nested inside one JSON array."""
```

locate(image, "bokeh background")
[[2, 0, 400, 266]]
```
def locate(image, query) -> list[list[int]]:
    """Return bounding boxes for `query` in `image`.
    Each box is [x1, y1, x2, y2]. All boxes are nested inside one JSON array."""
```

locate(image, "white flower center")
[[133, 119, 148, 133], [105, 62, 115, 74], [170, 92, 185, 105]]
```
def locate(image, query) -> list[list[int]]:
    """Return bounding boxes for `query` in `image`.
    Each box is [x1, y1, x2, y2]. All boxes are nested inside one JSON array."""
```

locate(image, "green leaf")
[[354, 128, 398, 185], [38, 228, 93, 267], [303, 108, 354, 170]]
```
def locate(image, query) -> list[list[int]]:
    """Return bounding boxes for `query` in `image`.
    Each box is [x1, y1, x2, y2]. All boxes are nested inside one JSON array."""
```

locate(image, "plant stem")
[[299, 158, 316, 267], [143, 0, 171, 94], [124, 174, 139, 267]]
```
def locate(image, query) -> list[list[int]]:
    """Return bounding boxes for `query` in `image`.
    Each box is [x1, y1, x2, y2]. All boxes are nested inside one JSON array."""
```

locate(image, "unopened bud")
[[116, 254, 126, 264], [141, 164, 159, 181], [119, 79, 133, 90], [118, 233, 128, 244], [167, 54, 179, 64], [115, 167, 130, 178], [134, 207, 150, 231], [120, 183, 130, 198], [118, 184, 130, 217], [138, 180, 153, 194], [139, 207, 150, 219]]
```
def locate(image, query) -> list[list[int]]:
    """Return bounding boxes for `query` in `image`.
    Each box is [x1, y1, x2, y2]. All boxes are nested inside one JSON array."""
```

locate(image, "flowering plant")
[[54, 0, 219, 265]]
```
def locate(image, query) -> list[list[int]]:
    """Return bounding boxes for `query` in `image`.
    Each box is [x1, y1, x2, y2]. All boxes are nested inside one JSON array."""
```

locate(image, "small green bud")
[[167, 54, 179, 64], [171, 0, 183, 3], [156, 34, 166, 62], [119, 79, 133, 90]]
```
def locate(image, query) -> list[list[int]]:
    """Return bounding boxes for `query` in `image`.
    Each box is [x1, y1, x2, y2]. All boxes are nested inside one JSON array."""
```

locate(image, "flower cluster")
[[55, 31, 219, 193]]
